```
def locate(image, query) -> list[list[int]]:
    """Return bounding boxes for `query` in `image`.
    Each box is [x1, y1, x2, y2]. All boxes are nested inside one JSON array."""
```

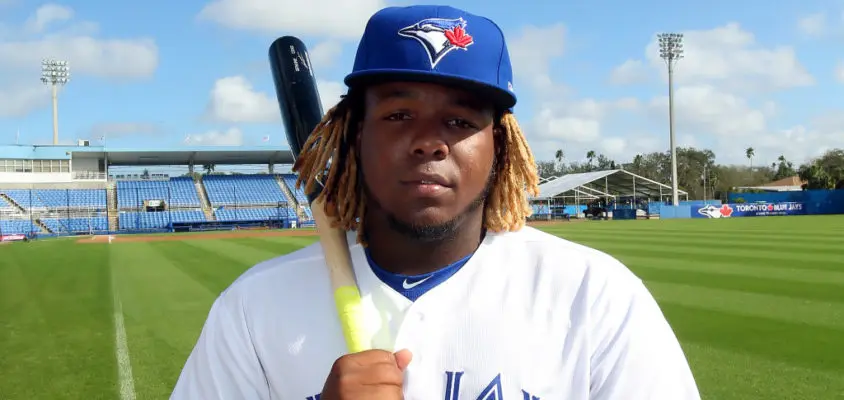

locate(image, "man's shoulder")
[[493, 226, 635, 278], [221, 241, 331, 300]]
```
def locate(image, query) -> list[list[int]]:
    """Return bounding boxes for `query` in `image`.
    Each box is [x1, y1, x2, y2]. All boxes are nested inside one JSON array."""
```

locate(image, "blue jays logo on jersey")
[[398, 17, 475, 68]]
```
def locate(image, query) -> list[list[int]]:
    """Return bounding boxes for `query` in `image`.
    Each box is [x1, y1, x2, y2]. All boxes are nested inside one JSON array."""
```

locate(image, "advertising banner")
[[694, 202, 806, 218], [0, 234, 27, 241]]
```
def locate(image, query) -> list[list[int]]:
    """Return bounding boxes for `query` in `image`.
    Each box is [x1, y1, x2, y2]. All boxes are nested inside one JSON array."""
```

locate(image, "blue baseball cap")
[[344, 5, 517, 110]]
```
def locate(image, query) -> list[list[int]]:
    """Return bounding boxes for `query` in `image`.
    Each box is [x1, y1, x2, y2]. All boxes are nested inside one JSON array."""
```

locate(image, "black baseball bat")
[[268, 36, 370, 353]]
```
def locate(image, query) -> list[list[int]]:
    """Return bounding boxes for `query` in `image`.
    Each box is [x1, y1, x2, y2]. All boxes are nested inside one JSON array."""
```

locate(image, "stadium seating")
[[34, 189, 107, 208], [280, 174, 308, 204], [117, 177, 202, 208], [0, 219, 36, 235], [40, 217, 109, 233], [203, 175, 286, 206], [214, 207, 297, 222], [1, 190, 44, 208], [119, 210, 206, 230], [0, 197, 11, 208], [0, 189, 107, 209]]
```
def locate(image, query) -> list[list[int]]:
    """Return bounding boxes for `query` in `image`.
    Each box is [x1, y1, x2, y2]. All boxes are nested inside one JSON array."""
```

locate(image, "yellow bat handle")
[[334, 286, 369, 353], [310, 197, 371, 353]]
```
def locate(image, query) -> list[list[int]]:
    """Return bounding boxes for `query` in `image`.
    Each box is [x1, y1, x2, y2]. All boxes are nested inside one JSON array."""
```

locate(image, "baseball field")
[[1, 215, 842, 399]]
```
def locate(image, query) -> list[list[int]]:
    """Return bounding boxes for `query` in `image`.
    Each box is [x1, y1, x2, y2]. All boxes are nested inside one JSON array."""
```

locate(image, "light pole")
[[658, 33, 683, 206], [40, 59, 70, 145]]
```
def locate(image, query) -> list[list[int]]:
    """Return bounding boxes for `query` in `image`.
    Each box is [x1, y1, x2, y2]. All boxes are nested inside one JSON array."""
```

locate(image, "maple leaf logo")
[[445, 26, 473, 48], [720, 204, 733, 217]]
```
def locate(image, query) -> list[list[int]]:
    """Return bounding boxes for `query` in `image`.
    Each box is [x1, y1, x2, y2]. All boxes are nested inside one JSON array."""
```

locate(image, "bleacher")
[[117, 177, 201, 208], [119, 210, 206, 230], [1, 189, 44, 208], [280, 174, 308, 204], [40, 217, 109, 233], [0, 189, 106, 209], [0, 219, 36, 235], [203, 175, 286, 206], [215, 207, 297, 223]]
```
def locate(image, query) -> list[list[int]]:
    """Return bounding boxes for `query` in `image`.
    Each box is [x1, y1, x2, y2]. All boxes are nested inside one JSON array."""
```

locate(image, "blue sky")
[[1, 0, 842, 167]]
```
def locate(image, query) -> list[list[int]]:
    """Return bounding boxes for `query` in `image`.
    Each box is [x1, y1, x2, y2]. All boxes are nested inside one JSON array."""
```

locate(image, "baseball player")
[[171, 5, 700, 400]]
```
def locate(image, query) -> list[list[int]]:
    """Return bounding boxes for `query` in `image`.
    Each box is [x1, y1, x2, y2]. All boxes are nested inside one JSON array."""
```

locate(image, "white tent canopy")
[[530, 169, 688, 201]]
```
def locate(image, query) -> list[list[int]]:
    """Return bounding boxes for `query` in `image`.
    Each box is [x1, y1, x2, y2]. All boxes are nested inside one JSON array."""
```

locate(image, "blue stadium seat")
[[40, 217, 109, 233], [214, 207, 296, 222], [203, 175, 286, 206], [118, 210, 206, 230], [117, 177, 201, 208], [280, 174, 309, 204], [0, 189, 107, 209], [0, 219, 37, 235]]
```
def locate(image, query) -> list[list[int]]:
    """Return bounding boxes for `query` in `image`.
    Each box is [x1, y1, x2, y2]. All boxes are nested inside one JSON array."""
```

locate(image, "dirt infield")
[[78, 229, 318, 244], [76, 220, 572, 244]]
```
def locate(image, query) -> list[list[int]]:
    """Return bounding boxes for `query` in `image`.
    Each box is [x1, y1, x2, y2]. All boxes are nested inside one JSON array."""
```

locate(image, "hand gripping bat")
[[269, 36, 369, 353]]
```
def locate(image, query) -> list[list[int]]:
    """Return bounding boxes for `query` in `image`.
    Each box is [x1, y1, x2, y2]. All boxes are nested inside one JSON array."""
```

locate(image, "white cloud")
[[0, 85, 45, 118], [646, 84, 767, 138], [205, 76, 279, 123], [797, 13, 826, 36], [835, 62, 844, 83], [204, 75, 346, 123], [24, 3, 73, 33], [187, 127, 244, 146], [317, 79, 346, 111], [309, 41, 344, 70], [0, 4, 159, 117], [641, 23, 814, 93], [594, 22, 834, 165], [609, 59, 650, 85], [508, 23, 567, 95], [197, 0, 386, 39]]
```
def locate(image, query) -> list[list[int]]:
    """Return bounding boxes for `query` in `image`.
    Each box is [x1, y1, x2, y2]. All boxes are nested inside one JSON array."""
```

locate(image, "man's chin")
[[386, 211, 460, 242]]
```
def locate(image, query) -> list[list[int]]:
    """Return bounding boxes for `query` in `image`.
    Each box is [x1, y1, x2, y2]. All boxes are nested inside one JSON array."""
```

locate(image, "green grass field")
[[1, 215, 843, 399]]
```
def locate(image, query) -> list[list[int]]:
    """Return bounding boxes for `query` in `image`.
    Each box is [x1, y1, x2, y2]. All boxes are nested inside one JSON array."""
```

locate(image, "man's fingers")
[[394, 349, 412, 371]]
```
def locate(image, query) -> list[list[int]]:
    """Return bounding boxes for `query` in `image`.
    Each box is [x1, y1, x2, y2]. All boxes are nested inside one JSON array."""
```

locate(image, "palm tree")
[[586, 150, 596, 170], [745, 147, 754, 172]]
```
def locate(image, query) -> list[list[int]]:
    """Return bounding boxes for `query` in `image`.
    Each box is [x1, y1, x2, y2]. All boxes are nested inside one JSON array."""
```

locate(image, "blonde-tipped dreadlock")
[[293, 96, 540, 246]]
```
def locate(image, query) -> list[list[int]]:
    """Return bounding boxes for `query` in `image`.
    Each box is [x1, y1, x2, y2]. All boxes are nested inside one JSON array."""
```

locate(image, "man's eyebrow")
[[374, 88, 490, 114]]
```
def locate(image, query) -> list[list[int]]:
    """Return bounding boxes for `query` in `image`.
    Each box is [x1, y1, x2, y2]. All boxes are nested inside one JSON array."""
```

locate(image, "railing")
[[73, 171, 107, 180]]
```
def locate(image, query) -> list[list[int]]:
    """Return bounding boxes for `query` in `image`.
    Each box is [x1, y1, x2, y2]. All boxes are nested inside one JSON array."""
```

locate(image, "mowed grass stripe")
[[150, 241, 256, 296], [112, 242, 235, 400], [648, 282, 844, 330], [572, 241, 844, 272], [230, 236, 318, 254], [662, 303, 844, 373], [182, 239, 281, 266], [0, 241, 116, 400], [616, 254, 844, 286], [633, 266, 844, 303], [555, 230, 844, 249], [682, 342, 844, 400]]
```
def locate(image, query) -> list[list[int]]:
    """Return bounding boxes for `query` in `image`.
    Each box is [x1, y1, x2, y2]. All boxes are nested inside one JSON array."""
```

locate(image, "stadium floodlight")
[[658, 33, 683, 206], [40, 59, 71, 145]]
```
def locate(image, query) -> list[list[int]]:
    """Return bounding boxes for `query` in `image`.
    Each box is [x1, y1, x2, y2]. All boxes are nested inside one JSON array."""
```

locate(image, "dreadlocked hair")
[[293, 92, 540, 246]]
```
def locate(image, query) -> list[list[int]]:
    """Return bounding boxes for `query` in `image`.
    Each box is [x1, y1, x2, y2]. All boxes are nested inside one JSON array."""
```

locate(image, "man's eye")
[[385, 113, 410, 121], [448, 119, 476, 129]]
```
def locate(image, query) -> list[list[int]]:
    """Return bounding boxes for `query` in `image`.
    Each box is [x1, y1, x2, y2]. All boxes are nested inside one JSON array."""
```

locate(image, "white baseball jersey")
[[171, 226, 700, 400]]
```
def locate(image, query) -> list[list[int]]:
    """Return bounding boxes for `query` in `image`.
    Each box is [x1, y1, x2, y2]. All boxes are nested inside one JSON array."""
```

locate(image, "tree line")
[[537, 148, 844, 201]]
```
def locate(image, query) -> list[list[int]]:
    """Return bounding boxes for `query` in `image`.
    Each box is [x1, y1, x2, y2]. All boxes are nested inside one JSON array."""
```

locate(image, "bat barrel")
[[269, 36, 326, 203]]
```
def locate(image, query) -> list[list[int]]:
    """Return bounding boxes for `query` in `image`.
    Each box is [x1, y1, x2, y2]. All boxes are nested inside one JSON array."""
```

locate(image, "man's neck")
[[364, 215, 485, 276]]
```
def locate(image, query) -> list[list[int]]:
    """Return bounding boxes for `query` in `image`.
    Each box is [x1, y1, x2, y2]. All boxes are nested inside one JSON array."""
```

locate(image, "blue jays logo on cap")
[[398, 17, 474, 68], [345, 5, 517, 109]]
